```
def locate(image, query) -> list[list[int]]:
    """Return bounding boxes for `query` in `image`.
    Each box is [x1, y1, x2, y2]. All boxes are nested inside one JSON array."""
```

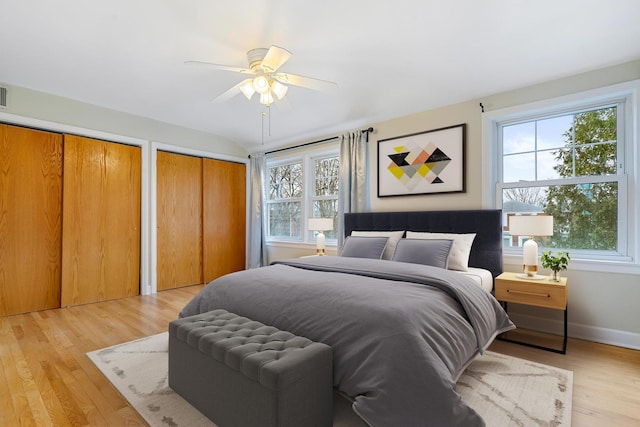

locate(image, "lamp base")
[[519, 263, 545, 279], [516, 273, 546, 280], [316, 248, 325, 256], [523, 264, 538, 277]]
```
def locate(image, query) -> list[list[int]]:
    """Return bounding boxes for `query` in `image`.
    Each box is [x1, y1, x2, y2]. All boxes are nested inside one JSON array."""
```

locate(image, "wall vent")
[[0, 86, 7, 109]]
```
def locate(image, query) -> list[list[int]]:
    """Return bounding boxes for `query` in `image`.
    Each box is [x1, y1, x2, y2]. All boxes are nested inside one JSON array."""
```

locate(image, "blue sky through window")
[[503, 115, 573, 183]]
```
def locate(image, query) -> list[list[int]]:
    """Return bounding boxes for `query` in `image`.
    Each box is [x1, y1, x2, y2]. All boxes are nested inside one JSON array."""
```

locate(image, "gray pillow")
[[350, 230, 405, 260], [339, 236, 389, 259], [391, 239, 453, 269]]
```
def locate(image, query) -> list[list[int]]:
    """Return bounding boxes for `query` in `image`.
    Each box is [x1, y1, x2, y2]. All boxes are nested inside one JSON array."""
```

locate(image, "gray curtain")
[[248, 153, 268, 268], [338, 131, 369, 247]]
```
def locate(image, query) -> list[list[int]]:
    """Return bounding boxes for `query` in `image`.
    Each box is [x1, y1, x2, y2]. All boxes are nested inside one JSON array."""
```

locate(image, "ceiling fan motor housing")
[[247, 48, 268, 71]]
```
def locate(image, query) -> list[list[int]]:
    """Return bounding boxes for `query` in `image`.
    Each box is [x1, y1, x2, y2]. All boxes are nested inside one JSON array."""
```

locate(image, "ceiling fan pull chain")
[[261, 111, 266, 145]]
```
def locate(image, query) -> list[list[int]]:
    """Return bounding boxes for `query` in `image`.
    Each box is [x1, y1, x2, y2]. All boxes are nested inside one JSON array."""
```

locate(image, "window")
[[267, 161, 303, 239], [266, 146, 339, 244], [310, 156, 339, 240], [485, 81, 638, 267]]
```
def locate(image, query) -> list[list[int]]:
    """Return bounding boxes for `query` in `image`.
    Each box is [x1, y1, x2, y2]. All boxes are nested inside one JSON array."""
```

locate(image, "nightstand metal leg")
[[561, 305, 568, 354], [498, 302, 568, 355]]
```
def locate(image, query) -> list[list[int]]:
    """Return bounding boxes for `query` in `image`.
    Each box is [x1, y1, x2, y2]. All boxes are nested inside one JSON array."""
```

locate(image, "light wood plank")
[[0, 318, 28, 426], [0, 124, 63, 316], [0, 318, 39, 426], [0, 286, 637, 426], [203, 158, 246, 282], [156, 151, 203, 290], [489, 336, 640, 427], [1, 285, 203, 426], [8, 314, 70, 427], [61, 135, 141, 306]]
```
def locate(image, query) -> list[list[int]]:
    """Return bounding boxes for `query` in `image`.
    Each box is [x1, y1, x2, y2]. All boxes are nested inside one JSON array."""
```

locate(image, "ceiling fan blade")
[[211, 79, 254, 104], [185, 60, 254, 75], [260, 46, 292, 72], [273, 72, 337, 91]]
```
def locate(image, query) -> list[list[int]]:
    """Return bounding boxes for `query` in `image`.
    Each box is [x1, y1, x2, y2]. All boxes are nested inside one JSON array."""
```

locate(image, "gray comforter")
[[180, 256, 514, 427]]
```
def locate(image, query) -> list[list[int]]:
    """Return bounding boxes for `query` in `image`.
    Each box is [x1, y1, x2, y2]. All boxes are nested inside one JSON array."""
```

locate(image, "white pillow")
[[405, 231, 476, 271], [351, 230, 404, 260]]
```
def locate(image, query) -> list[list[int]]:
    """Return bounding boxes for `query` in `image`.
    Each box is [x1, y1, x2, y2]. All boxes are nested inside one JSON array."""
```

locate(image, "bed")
[[344, 209, 504, 291], [179, 209, 514, 427]]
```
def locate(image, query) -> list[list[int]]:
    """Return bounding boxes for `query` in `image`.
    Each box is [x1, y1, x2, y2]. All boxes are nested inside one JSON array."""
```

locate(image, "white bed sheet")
[[457, 267, 493, 292]]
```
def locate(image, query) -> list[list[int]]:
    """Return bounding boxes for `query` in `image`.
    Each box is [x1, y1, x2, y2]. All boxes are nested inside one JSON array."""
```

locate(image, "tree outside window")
[[501, 106, 621, 253], [311, 156, 339, 240], [266, 149, 340, 243], [267, 162, 303, 239]]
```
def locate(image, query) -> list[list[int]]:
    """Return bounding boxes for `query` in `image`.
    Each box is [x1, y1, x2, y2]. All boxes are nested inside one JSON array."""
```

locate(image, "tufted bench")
[[168, 309, 333, 427]]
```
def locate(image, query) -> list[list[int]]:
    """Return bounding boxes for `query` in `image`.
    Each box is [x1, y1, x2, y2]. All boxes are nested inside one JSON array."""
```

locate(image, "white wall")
[[3, 84, 247, 157], [268, 59, 640, 349]]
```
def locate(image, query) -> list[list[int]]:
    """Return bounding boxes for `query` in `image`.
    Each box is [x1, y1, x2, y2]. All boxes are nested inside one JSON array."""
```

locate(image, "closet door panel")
[[0, 124, 62, 316], [203, 159, 246, 283], [156, 151, 202, 290], [61, 135, 141, 306]]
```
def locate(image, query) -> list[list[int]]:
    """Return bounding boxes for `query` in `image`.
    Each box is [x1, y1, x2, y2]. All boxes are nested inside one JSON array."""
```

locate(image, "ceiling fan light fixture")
[[238, 80, 255, 100], [190, 45, 337, 106], [260, 92, 274, 106], [271, 81, 288, 100], [253, 75, 270, 94]]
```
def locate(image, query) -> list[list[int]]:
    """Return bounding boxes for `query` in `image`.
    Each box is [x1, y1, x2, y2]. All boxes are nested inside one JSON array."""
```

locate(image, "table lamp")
[[308, 218, 333, 255], [509, 214, 554, 278]]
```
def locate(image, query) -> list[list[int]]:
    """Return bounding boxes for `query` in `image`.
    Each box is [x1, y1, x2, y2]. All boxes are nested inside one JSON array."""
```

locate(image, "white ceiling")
[[2, 0, 640, 152]]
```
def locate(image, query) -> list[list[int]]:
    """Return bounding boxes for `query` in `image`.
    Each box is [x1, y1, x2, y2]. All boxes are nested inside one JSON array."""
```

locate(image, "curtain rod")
[[249, 127, 374, 158]]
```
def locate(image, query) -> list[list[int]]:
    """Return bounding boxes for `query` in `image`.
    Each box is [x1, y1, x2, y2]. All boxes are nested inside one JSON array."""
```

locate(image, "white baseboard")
[[508, 312, 640, 351]]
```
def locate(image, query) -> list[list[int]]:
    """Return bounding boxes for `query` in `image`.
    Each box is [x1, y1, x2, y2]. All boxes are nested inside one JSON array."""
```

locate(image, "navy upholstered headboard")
[[344, 210, 503, 278]]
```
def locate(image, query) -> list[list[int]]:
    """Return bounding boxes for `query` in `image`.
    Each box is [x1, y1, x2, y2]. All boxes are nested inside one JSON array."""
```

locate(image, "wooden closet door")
[[61, 135, 141, 306], [203, 159, 246, 283], [0, 124, 62, 316], [156, 151, 203, 290], [202, 159, 247, 283]]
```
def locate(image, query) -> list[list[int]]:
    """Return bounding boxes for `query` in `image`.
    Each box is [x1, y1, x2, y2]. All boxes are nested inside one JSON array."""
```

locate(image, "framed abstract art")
[[377, 124, 466, 197]]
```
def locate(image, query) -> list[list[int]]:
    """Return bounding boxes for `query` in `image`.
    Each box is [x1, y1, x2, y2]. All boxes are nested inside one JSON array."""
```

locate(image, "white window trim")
[[265, 155, 304, 243], [266, 143, 340, 247], [482, 80, 640, 275]]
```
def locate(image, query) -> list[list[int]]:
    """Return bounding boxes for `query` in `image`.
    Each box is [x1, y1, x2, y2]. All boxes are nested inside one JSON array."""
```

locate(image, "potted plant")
[[541, 250, 571, 282]]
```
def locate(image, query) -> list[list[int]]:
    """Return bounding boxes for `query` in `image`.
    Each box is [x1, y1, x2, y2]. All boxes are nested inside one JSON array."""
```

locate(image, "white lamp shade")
[[308, 217, 333, 231], [259, 92, 274, 105], [271, 81, 288, 99], [509, 215, 553, 237], [252, 75, 270, 94], [239, 79, 256, 100]]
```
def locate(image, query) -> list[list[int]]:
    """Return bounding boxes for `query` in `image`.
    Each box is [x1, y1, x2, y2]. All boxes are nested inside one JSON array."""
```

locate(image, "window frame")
[[482, 80, 640, 274], [265, 157, 304, 242], [265, 143, 340, 247], [307, 152, 340, 242]]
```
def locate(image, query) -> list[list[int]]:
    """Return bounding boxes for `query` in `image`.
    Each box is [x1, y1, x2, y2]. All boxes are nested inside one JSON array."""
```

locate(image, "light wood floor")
[[1, 286, 639, 426]]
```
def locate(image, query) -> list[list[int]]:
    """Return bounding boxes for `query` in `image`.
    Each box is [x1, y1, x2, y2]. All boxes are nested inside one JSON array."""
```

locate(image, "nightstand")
[[495, 272, 568, 354]]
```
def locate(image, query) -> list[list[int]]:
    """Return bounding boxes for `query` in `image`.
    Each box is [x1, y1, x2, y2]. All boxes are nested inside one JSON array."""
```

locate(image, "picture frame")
[[377, 123, 466, 197]]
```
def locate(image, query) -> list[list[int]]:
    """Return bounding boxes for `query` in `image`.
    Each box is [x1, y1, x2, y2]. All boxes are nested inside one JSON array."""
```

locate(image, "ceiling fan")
[[186, 45, 336, 106]]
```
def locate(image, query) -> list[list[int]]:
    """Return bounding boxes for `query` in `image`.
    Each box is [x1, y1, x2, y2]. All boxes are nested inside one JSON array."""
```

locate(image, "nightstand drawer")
[[495, 277, 567, 310], [495, 272, 568, 353]]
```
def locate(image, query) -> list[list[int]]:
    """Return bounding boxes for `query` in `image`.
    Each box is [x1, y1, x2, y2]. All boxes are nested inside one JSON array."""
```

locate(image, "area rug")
[[87, 333, 572, 427]]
